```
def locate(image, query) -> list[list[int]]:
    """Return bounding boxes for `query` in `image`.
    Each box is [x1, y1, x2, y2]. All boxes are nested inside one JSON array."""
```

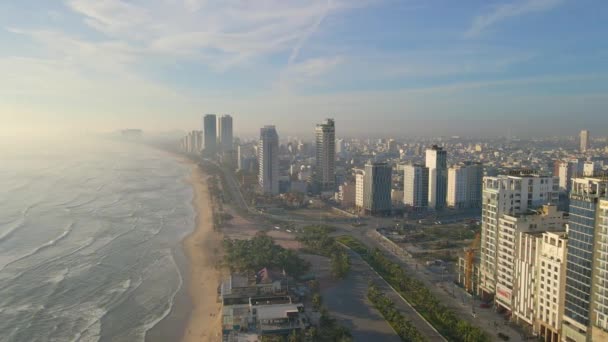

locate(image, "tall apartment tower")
[[580, 129, 590, 152], [562, 178, 608, 342], [203, 114, 217, 154], [258, 126, 279, 195], [426, 145, 447, 210], [556, 159, 585, 192], [315, 119, 336, 192], [492, 205, 566, 319], [363, 162, 392, 216], [447, 162, 483, 209], [478, 173, 559, 298], [218, 114, 233, 152], [355, 169, 365, 210], [403, 164, 429, 211]]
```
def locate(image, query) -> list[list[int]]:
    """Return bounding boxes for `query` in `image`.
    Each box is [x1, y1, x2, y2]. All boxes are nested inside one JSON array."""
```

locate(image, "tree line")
[[368, 284, 427, 342], [296, 226, 350, 279], [223, 232, 310, 278], [337, 236, 489, 342]]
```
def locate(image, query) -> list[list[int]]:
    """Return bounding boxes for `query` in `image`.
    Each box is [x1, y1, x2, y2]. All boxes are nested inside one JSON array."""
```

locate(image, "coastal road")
[[338, 247, 447, 342], [303, 254, 401, 342], [353, 228, 526, 342]]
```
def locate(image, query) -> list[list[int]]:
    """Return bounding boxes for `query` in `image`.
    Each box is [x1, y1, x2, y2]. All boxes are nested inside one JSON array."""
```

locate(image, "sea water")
[[0, 139, 194, 342]]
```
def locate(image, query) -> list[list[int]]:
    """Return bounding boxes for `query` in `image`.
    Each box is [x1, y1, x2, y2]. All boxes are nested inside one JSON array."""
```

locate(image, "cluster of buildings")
[[346, 146, 483, 215], [220, 269, 311, 341], [463, 170, 608, 342], [180, 114, 234, 156], [178, 116, 608, 341]]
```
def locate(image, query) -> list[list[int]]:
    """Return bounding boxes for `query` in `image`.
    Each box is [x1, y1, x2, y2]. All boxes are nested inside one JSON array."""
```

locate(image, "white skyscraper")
[[580, 129, 590, 152], [556, 159, 584, 192], [478, 173, 559, 298], [426, 145, 447, 210], [258, 126, 279, 195], [315, 119, 336, 192], [447, 162, 483, 209], [336, 138, 345, 155], [218, 114, 233, 152], [403, 164, 428, 211], [355, 169, 365, 210]]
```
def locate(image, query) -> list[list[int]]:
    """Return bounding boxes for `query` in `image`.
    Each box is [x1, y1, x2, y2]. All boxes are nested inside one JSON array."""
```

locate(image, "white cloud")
[[275, 55, 344, 91], [465, 0, 563, 38], [63, 0, 374, 69]]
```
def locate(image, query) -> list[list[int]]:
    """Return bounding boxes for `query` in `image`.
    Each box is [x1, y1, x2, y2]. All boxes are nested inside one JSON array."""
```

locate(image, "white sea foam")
[[142, 251, 184, 340], [0, 222, 74, 272], [0, 218, 24, 244]]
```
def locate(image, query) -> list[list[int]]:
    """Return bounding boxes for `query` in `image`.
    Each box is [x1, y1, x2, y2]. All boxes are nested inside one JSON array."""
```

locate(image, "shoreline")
[[180, 165, 223, 341], [146, 156, 223, 342]]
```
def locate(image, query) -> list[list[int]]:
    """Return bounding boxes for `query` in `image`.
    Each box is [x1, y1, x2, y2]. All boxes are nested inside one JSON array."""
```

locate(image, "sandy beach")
[[181, 165, 223, 342]]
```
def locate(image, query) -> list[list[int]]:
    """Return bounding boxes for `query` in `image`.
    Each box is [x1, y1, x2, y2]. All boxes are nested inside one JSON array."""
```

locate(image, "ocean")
[[0, 139, 195, 342]]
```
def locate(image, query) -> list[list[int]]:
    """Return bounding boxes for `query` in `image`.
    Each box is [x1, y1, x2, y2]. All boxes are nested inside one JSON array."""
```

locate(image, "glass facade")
[[564, 197, 597, 325]]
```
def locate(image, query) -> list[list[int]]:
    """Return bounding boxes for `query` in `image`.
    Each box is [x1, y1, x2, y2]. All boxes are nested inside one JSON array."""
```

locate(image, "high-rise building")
[[583, 160, 602, 177], [426, 145, 447, 210], [562, 178, 608, 342], [535, 231, 568, 342], [336, 138, 345, 156], [387, 139, 398, 154], [355, 169, 365, 210], [203, 114, 217, 154], [181, 130, 203, 153], [258, 126, 279, 195], [363, 162, 392, 216], [218, 114, 233, 152], [478, 173, 559, 298], [315, 119, 336, 192], [237, 143, 257, 172], [492, 205, 566, 317], [580, 130, 590, 152], [447, 162, 483, 209], [556, 159, 585, 192], [403, 164, 429, 211]]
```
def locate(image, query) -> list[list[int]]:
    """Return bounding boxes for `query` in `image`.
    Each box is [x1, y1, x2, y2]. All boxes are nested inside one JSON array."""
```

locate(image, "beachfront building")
[[203, 114, 217, 155], [220, 271, 309, 340], [218, 114, 233, 153]]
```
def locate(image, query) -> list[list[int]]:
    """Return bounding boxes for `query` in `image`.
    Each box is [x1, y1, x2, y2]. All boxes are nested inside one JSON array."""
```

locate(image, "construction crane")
[[464, 232, 481, 293]]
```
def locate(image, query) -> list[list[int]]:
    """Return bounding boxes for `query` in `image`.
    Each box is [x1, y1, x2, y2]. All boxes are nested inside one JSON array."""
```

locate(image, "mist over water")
[[0, 139, 195, 342]]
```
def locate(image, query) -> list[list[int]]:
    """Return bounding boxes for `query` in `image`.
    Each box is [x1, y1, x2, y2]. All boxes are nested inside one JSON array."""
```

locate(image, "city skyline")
[[2, 0, 608, 137]]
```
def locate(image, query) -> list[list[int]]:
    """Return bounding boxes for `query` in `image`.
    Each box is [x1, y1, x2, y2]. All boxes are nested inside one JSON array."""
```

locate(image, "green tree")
[[312, 293, 323, 310]]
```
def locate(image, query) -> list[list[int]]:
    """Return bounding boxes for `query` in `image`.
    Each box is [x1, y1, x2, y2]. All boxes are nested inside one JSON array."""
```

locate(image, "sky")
[[1, 0, 607, 138]]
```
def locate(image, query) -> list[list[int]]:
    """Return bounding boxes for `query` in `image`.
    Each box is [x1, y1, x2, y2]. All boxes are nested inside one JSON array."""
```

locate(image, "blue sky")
[[1, 0, 607, 137]]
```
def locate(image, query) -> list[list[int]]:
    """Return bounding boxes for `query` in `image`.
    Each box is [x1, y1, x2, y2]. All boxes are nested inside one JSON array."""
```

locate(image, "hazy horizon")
[[2, 0, 608, 137]]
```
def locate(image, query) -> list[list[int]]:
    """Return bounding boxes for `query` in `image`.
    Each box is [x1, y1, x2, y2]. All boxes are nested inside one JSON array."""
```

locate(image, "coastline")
[[181, 165, 223, 341], [146, 157, 223, 342]]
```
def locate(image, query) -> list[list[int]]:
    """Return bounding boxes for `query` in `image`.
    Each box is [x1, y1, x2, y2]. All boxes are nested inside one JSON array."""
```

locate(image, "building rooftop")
[[256, 303, 302, 321]]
